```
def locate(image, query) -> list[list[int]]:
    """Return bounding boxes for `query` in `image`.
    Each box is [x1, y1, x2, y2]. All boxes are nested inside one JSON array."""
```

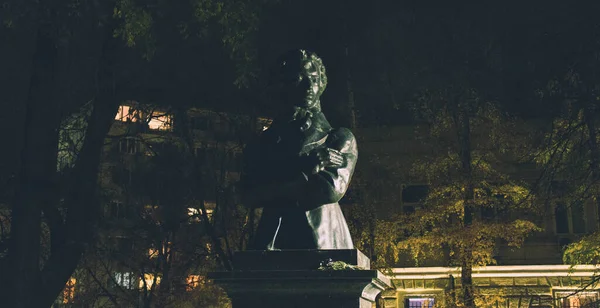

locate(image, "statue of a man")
[[242, 49, 357, 250]]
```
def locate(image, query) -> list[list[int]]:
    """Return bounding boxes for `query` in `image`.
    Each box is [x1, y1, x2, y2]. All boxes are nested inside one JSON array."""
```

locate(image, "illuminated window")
[[143, 205, 159, 219], [405, 297, 435, 308], [148, 242, 172, 259], [555, 291, 599, 307], [186, 275, 206, 291], [139, 274, 161, 290], [187, 207, 214, 223], [257, 117, 272, 131], [148, 111, 173, 131], [115, 105, 141, 122], [149, 248, 159, 259], [113, 272, 135, 289], [62, 277, 76, 304]]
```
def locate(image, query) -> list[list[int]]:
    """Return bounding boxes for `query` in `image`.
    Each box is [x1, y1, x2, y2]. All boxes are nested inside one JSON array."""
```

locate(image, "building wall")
[[385, 265, 600, 308]]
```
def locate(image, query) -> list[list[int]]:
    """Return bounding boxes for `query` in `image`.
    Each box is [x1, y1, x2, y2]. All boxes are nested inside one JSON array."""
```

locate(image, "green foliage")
[[113, 0, 156, 60], [57, 101, 94, 171], [192, 0, 278, 87], [534, 68, 600, 271], [377, 89, 540, 269], [564, 232, 600, 265]]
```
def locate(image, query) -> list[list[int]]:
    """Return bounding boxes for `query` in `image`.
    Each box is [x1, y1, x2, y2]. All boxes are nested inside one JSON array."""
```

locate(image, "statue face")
[[274, 50, 327, 112], [279, 61, 321, 109]]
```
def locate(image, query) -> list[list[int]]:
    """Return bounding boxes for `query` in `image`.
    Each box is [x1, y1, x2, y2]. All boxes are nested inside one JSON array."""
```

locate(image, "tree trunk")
[[455, 100, 476, 308], [36, 92, 118, 307], [584, 105, 600, 230], [7, 27, 61, 307]]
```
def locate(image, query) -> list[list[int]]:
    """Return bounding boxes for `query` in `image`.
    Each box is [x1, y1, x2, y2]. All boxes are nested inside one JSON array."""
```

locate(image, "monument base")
[[208, 249, 392, 308]]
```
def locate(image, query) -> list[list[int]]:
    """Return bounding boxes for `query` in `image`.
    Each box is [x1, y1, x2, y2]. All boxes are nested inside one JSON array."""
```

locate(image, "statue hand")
[[306, 148, 345, 174]]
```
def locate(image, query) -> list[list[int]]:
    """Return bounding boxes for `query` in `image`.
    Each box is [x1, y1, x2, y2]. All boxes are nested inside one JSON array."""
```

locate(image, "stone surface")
[[209, 249, 392, 308], [233, 249, 370, 271]]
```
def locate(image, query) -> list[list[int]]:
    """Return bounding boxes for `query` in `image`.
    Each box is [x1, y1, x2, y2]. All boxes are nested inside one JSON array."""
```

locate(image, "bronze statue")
[[242, 49, 357, 250]]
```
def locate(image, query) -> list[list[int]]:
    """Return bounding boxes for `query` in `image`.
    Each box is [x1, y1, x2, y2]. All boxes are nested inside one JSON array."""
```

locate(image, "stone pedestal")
[[208, 249, 392, 308]]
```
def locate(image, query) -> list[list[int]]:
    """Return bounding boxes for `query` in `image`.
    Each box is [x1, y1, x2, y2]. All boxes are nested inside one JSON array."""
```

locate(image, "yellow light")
[[391, 265, 600, 280], [186, 275, 205, 291], [139, 274, 161, 290], [63, 277, 76, 304], [148, 111, 172, 131]]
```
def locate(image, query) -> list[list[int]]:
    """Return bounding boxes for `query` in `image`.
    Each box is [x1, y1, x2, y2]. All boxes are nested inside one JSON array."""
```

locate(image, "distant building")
[[55, 101, 271, 307], [354, 125, 600, 308]]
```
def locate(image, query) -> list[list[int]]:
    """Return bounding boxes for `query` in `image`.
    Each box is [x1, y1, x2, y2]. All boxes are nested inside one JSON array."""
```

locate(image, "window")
[[257, 117, 273, 131], [194, 143, 217, 165], [402, 185, 429, 203], [148, 242, 172, 260], [113, 272, 135, 289], [119, 138, 140, 154], [187, 206, 214, 223], [186, 275, 206, 291], [555, 291, 599, 307], [555, 201, 587, 235], [402, 185, 429, 214], [115, 105, 141, 122], [139, 274, 161, 290], [108, 201, 132, 219], [191, 117, 212, 131], [148, 111, 173, 131], [62, 277, 76, 304], [405, 297, 435, 308], [143, 205, 159, 221]]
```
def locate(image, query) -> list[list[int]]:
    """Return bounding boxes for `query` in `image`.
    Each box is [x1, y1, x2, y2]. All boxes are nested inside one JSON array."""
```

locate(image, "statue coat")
[[242, 111, 357, 250]]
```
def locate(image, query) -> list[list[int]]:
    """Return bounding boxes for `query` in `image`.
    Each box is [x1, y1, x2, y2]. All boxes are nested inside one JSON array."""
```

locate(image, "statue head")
[[274, 49, 327, 110]]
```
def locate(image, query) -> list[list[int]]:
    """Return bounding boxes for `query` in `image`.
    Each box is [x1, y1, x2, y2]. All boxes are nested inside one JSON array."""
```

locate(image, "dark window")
[[108, 201, 133, 219], [558, 237, 571, 250], [191, 117, 211, 131], [481, 206, 495, 220], [403, 205, 416, 215], [571, 201, 586, 234], [119, 138, 139, 154], [555, 204, 569, 234], [402, 185, 429, 203], [109, 201, 123, 218]]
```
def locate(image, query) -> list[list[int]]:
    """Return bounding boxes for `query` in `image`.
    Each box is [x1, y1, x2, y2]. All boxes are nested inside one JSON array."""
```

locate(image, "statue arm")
[[241, 128, 358, 209], [240, 137, 308, 208], [299, 128, 358, 207]]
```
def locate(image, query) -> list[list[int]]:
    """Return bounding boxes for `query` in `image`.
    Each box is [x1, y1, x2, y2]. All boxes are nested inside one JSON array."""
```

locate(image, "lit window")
[[113, 272, 135, 289], [115, 105, 141, 122], [405, 297, 435, 308], [139, 274, 161, 290], [149, 248, 158, 259], [187, 207, 214, 223], [556, 291, 598, 307], [257, 117, 272, 131], [148, 111, 173, 131], [148, 242, 172, 259], [186, 275, 206, 291], [62, 277, 76, 304]]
